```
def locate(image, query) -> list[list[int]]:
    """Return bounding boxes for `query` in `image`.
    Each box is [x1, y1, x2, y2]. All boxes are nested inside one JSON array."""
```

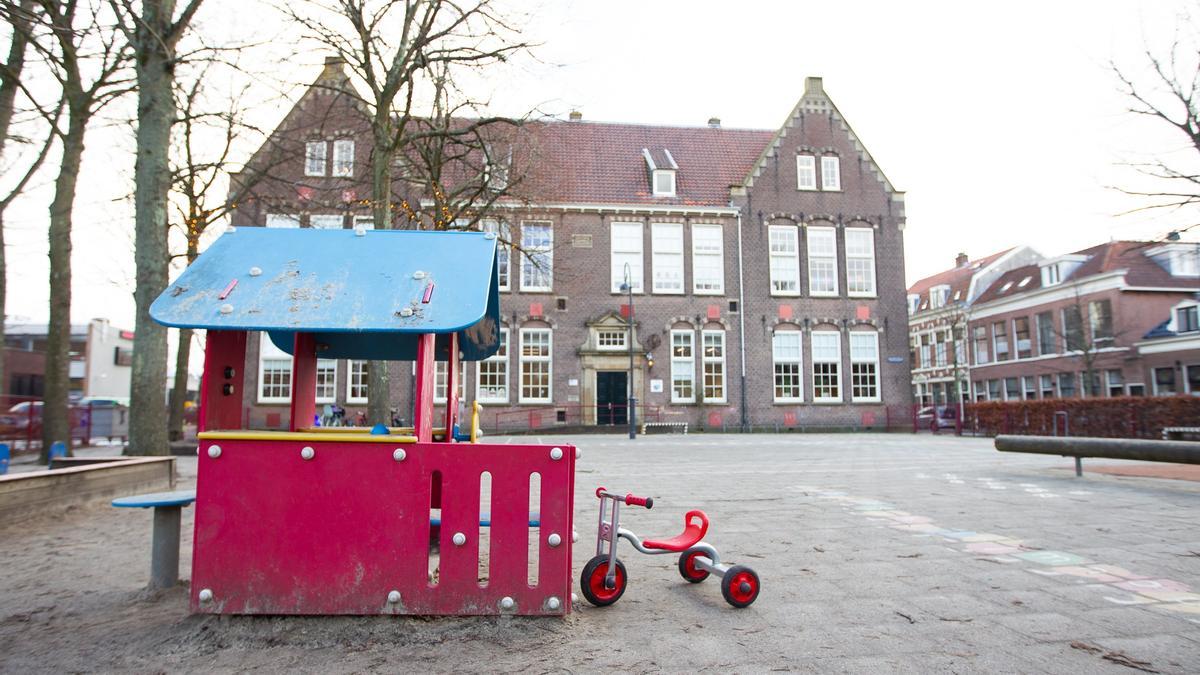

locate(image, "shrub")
[[964, 397, 1200, 439]]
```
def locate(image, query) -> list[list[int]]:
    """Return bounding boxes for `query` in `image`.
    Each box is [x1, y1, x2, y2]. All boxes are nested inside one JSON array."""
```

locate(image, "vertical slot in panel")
[[428, 470, 441, 587], [478, 471, 492, 587], [528, 471, 540, 586]]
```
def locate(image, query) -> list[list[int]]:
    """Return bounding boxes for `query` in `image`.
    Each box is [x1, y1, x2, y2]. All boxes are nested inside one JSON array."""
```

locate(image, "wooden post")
[[199, 331, 247, 432], [413, 333, 436, 443], [289, 333, 317, 432], [444, 333, 460, 441]]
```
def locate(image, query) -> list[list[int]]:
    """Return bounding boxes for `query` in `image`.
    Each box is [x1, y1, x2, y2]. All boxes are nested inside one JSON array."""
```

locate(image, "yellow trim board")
[[297, 426, 416, 435], [198, 431, 418, 444]]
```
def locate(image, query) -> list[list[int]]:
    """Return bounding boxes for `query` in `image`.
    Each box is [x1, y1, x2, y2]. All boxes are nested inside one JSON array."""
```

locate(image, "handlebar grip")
[[624, 493, 653, 509]]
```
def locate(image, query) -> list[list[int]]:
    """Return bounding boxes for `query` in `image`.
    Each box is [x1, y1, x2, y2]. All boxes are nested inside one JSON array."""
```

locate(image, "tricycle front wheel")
[[581, 555, 627, 606]]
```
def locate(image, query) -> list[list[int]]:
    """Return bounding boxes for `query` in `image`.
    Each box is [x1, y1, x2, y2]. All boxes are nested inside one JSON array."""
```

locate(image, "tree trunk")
[[366, 124, 394, 425], [41, 117, 86, 460], [128, 0, 178, 456], [167, 328, 191, 441]]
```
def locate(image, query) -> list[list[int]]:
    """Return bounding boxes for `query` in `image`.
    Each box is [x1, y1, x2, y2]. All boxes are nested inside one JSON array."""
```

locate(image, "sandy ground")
[[2, 433, 1200, 673]]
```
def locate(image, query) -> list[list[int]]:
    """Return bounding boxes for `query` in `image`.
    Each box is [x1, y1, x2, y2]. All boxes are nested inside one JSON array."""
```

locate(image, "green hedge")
[[964, 397, 1200, 439]]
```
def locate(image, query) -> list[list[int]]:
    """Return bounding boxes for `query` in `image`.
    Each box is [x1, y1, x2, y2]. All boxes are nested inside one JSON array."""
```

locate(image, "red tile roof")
[[907, 249, 1013, 307]]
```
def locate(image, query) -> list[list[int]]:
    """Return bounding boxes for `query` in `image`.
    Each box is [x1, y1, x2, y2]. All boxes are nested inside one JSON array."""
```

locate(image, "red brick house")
[[224, 59, 913, 431]]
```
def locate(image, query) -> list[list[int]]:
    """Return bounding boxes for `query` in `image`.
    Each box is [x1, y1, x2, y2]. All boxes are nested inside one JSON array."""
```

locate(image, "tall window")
[[702, 330, 726, 403], [973, 326, 989, 364], [610, 222, 644, 292], [482, 220, 510, 291], [1063, 306, 1084, 351], [651, 223, 684, 294], [1089, 299, 1113, 343], [305, 141, 327, 176], [1040, 374, 1056, 399], [1023, 376, 1038, 400], [796, 154, 816, 190], [1014, 317, 1032, 359], [1037, 311, 1055, 355], [519, 328, 552, 403], [266, 213, 300, 228], [768, 225, 800, 295], [919, 333, 931, 368], [434, 361, 466, 403], [1058, 373, 1077, 398], [772, 331, 803, 402], [850, 332, 879, 402], [1188, 366, 1200, 395], [845, 228, 875, 296], [1005, 377, 1021, 400], [811, 331, 841, 402], [992, 321, 1009, 361], [332, 139, 355, 177], [670, 330, 695, 403], [309, 214, 343, 229], [1106, 370, 1124, 397], [1154, 367, 1177, 395], [692, 225, 724, 294], [520, 221, 553, 291], [953, 327, 967, 365], [476, 328, 509, 403], [807, 227, 838, 295], [315, 359, 336, 403], [347, 360, 369, 403], [934, 330, 947, 366], [258, 333, 291, 403], [821, 155, 841, 191]]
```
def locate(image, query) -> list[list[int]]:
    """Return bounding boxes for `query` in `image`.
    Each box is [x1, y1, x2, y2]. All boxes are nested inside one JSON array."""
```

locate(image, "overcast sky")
[[4, 0, 1197, 330]]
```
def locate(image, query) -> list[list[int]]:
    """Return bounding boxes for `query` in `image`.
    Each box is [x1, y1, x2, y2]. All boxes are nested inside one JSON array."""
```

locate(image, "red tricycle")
[[580, 487, 761, 608]]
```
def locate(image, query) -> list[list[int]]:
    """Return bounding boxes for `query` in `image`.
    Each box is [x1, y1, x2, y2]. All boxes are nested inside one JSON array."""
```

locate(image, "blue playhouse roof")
[[149, 227, 501, 361]]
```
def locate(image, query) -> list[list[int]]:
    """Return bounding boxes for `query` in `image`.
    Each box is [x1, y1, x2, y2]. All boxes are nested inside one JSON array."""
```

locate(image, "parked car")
[[916, 405, 958, 431], [0, 401, 43, 436]]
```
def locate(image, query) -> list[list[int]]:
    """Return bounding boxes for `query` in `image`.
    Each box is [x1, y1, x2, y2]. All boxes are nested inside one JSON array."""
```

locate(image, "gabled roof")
[[150, 228, 501, 361], [907, 249, 1013, 309]]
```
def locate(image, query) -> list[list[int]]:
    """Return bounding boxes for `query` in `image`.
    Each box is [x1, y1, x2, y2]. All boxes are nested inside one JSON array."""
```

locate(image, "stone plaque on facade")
[[571, 234, 592, 248], [650, 379, 664, 393]]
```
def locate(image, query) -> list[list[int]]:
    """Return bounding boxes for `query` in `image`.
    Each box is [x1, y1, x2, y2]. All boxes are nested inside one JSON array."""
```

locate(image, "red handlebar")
[[624, 493, 654, 509]]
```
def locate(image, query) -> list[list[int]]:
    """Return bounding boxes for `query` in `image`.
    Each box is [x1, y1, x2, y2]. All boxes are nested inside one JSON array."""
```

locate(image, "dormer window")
[[653, 170, 675, 196], [1039, 255, 1086, 287], [1042, 264, 1061, 287], [643, 147, 678, 197], [929, 284, 950, 309], [1147, 243, 1200, 277], [907, 293, 920, 314], [1177, 304, 1199, 333]]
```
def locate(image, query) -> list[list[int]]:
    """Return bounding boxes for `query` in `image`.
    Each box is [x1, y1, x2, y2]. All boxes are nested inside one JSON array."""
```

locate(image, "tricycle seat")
[[642, 510, 709, 552]]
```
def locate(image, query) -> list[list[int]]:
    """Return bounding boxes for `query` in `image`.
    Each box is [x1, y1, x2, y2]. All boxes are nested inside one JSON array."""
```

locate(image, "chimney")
[[568, 110, 582, 121], [324, 55, 345, 66], [955, 252, 969, 268], [707, 117, 721, 128]]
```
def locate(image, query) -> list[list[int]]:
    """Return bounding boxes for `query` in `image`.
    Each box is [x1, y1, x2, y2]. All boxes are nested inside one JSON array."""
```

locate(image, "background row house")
[[223, 58, 913, 432]]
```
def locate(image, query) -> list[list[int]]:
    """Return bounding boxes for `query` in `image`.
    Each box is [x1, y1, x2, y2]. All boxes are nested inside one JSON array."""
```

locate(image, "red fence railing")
[[0, 395, 106, 453]]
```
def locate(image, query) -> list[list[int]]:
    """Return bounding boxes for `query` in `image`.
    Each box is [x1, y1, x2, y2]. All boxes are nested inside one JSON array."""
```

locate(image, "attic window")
[[643, 147, 678, 197], [1000, 281, 1014, 293], [952, 290, 962, 301], [653, 170, 676, 197], [1018, 276, 1032, 288]]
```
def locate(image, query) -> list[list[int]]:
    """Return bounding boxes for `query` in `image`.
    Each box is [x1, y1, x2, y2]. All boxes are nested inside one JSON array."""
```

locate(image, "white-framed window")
[[845, 228, 876, 296], [929, 285, 950, 309], [652, 169, 676, 197], [796, 154, 816, 190], [811, 331, 842, 403], [692, 224, 724, 294], [1106, 369, 1125, 397], [1177, 304, 1200, 333], [258, 333, 292, 403], [482, 219, 511, 291], [596, 328, 627, 351], [1023, 376, 1038, 400], [266, 213, 301, 228], [701, 329, 726, 403], [670, 329, 695, 403], [907, 294, 920, 314], [347, 360, 369, 403], [353, 215, 376, 230], [651, 223, 684, 294], [934, 330, 947, 367], [768, 225, 800, 295], [434, 361, 466, 403], [476, 328, 509, 403], [315, 359, 337, 403], [973, 326, 989, 364], [520, 221, 553, 292], [332, 139, 355, 177], [309, 214, 343, 229], [821, 155, 841, 191], [305, 140, 327, 177], [849, 332, 879, 402], [519, 328, 552, 403], [772, 330, 803, 402], [610, 221, 644, 293], [807, 226, 838, 296]]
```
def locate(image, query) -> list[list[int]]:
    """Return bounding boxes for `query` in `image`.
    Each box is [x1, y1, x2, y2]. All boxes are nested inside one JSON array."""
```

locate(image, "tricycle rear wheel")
[[721, 565, 760, 608], [678, 547, 711, 583]]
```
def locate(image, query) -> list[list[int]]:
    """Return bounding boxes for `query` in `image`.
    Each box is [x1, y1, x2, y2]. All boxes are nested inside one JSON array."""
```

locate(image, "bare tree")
[[281, 0, 532, 424]]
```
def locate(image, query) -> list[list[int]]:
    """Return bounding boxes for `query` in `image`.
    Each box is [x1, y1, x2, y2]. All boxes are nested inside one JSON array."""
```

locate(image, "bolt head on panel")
[[571, 592, 579, 603], [572, 530, 579, 543], [198, 589, 213, 602], [548, 533, 561, 547], [249, 266, 262, 277], [387, 590, 401, 604], [546, 596, 561, 611], [393, 448, 407, 462], [207, 445, 222, 459], [575, 447, 582, 459], [499, 596, 515, 610], [301, 446, 315, 460], [452, 532, 466, 546], [550, 447, 563, 460], [219, 303, 234, 314]]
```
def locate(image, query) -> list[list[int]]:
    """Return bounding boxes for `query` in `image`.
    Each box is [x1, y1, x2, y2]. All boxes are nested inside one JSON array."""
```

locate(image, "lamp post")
[[620, 263, 637, 440]]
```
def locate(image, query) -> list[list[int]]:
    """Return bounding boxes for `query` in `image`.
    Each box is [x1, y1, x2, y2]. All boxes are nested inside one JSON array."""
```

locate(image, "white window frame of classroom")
[[670, 329, 696, 403], [309, 214, 343, 230], [257, 332, 292, 404], [844, 228, 876, 297], [849, 332, 880, 402], [796, 154, 817, 190], [820, 155, 841, 191], [482, 220, 511, 291], [768, 225, 801, 296], [315, 358, 337, 404], [807, 226, 839, 296], [434, 361, 467, 404], [332, 139, 355, 177], [772, 330, 804, 403], [691, 224, 724, 295], [811, 330, 842, 403], [519, 328, 553, 403], [596, 328, 627, 351], [610, 221, 644, 293], [520, 221, 554, 292], [475, 328, 509, 404], [651, 222, 684, 294], [346, 360, 369, 403], [701, 329, 727, 403], [305, 140, 327, 177], [266, 213, 301, 228]]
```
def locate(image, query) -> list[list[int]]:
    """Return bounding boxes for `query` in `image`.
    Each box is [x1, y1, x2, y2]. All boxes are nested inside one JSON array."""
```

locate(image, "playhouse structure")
[[151, 227, 576, 616]]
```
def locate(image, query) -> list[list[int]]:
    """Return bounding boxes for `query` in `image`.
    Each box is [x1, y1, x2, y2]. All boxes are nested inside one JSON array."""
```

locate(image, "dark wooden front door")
[[596, 371, 628, 426]]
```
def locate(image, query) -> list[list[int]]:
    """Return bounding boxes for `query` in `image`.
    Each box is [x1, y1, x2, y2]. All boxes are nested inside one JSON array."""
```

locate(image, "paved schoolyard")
[[1, 433, 1198, 673]]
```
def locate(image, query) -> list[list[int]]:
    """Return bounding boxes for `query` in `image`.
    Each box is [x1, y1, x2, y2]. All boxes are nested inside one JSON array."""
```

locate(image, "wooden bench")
[[1162, 427, 1200, 441], [112, 489, 196, 589], [641, 421, 688, 434]]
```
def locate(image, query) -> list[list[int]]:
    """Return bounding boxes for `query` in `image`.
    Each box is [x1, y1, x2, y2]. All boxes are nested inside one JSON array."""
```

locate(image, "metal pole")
[[626, 263, 636, 440], [150, 505, 182, 589]]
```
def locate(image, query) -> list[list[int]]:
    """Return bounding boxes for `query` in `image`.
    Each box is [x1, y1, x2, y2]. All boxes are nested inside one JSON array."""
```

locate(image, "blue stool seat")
[[112, 489, 197, 509]]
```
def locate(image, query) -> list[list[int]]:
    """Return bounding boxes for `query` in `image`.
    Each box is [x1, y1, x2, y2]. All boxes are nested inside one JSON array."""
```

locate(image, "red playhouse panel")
[[191, 437, 575, 616]]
